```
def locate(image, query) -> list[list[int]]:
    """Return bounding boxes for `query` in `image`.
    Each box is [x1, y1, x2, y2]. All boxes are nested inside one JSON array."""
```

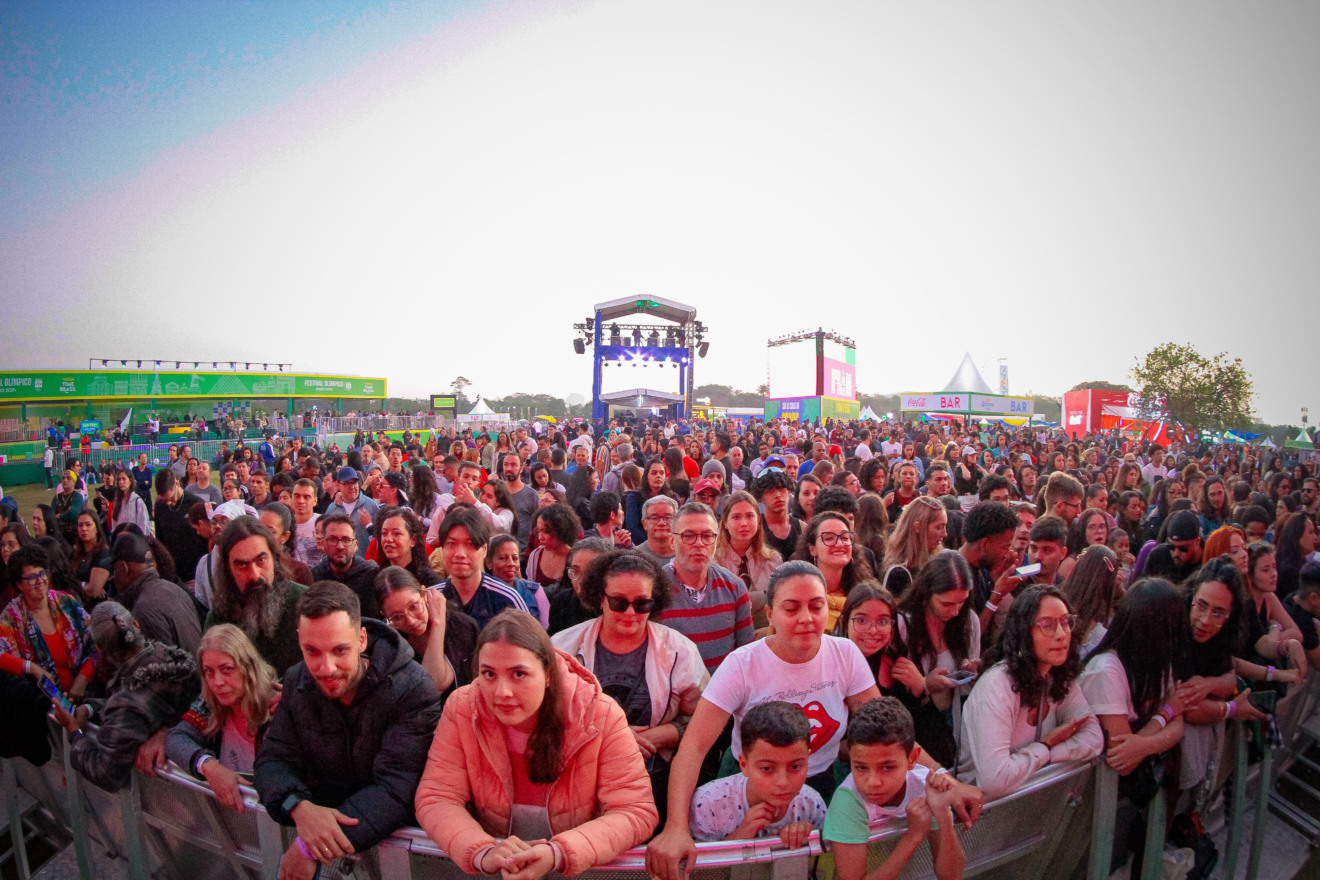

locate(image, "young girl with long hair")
[[415, 610, 657, 878]]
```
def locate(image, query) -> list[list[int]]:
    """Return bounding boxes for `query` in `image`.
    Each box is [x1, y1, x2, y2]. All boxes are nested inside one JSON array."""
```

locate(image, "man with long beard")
[[205, 516, 308, 676]]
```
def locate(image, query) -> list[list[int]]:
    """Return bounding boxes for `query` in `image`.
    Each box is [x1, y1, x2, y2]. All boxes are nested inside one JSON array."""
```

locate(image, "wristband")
[[1267, 666, 1276, 682], [24, 660, 30, 675], [1151, 714, 1168, 729], [931, 768, 949, 777], [1160, 703, 1175, 720], [984, 602, 999, 614], [196, 754, 212, 776], [1226, 700, 1238, 719], [295, 837, 314, 861]]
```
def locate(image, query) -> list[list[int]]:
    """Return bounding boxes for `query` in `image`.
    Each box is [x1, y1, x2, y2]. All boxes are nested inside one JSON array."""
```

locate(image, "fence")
[[4, 691, 1308, 880]]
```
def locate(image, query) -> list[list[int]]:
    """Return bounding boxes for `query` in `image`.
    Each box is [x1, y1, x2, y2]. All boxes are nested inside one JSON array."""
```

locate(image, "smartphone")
[[1015, 562, 1042, 578], [946, 670, 978, 686], [38, 677, 76, 715]]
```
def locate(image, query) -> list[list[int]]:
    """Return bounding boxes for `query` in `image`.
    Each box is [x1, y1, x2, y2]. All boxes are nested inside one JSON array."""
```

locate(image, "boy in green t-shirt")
[[824, 698, 965, 880]]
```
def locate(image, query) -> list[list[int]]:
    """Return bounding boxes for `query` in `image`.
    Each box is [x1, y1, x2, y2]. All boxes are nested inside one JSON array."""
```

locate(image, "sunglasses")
[[604, 594, 655, 614]]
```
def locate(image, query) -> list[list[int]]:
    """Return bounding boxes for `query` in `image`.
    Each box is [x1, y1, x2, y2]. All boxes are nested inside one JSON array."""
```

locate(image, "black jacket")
[[154, 496, 208, 582], [71, 643, 200, 792], [312, 556, 382, 621], [254, 620, 442, 851]]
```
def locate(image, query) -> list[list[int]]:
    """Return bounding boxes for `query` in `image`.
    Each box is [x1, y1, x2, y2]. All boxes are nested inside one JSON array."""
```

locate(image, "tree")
[[1130, 342, 1255, 434], [1068, 380, 1133, 393], [449, 376, 473, 412]]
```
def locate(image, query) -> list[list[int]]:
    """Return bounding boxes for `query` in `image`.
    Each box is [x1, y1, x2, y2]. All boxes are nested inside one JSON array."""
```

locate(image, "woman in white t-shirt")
[[1078, 578, 1191, 781], [645, 561, 980, 880], [958, 585, 1103, 798]]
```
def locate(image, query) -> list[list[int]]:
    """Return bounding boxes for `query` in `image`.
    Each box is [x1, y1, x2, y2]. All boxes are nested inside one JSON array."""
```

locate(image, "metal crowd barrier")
[[2, 704, 1310, 880]]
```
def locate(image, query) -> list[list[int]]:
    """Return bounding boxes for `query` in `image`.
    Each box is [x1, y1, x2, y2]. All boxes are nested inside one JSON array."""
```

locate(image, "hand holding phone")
[[1015, 563, 1042, 578], [946, 670, 978, 686], [38, 676, 76, 715]]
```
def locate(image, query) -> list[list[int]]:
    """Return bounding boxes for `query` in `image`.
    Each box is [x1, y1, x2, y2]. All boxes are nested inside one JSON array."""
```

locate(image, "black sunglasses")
[[604, 595, 655, 614]]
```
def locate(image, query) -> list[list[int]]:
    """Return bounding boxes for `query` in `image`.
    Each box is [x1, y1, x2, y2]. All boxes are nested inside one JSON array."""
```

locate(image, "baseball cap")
[[693, 478, 721, 496], [962, 446, 977, 456], [335, 466, 360, 483], [764, 454, 786, 469], [1166, 510, 1201, 542]]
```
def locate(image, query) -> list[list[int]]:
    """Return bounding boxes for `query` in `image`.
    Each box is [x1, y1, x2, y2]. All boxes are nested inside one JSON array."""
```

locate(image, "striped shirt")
[[439, 574, 530, 629], [659, 561, 753, 673]]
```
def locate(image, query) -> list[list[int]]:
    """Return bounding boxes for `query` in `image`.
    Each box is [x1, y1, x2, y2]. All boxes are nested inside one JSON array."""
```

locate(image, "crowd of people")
[[2, 414, 1319, 880]]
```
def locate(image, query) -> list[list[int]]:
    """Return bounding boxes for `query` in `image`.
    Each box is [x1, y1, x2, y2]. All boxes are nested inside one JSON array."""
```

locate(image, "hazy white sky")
[[3, 1, 1317, 423]]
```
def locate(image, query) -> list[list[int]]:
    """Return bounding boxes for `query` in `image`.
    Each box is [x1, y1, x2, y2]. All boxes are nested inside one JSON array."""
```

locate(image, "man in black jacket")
[[254, 581, 441, 880], [152, 468, 208, 585]]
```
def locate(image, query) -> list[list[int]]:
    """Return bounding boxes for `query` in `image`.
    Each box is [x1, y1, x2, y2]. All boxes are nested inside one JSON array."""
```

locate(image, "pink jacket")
[[415, 650, 658, 876]]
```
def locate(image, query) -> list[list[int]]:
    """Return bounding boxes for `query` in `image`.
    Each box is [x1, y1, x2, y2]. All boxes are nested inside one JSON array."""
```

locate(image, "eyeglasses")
[[817, 531, 855, 546], [677, 531, 718, 546], [604, 594, 655, 614], [386, 598, 425, 628], [19, 569, 49, 588], [1191, 598, 1229, 622], [1034, 614, 1078, 635], [643, 516, 671, 524], [324, 536, 356, 546], [850, 614, 893, 632]]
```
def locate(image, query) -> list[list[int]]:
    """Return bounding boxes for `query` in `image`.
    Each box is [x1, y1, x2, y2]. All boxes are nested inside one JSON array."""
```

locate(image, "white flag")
[[118, 407, 133, 434]]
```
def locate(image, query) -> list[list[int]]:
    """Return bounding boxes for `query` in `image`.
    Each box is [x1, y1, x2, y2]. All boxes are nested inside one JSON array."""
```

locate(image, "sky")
[[3, 1, 1317, 424]]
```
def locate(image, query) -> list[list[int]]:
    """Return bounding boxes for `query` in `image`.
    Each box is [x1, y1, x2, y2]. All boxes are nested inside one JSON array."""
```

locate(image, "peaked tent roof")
[[466, 396, 496, 415], [940, 353, 995, 395], [859, 406, 881, 421]]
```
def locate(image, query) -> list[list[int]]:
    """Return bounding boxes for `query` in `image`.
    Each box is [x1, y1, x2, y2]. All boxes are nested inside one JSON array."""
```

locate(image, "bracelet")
[[1160, 703, 1174, 720], [295, 837, 314, 861], [1226, 700, 1238, 719], [1152, 714, 1168, 729], [931, 768, 949, 777], [984, 602, 999, 614], [24, 660, 30, 675], [1267, 666, 1276, 682]]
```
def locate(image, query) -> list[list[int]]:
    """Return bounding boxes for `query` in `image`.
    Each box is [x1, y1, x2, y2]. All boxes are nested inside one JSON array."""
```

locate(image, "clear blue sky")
[[3, 1, 1317, 424]]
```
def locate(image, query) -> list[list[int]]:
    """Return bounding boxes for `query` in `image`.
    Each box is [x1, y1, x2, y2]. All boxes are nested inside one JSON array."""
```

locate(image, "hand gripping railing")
[[0, 708, 1307, 880]]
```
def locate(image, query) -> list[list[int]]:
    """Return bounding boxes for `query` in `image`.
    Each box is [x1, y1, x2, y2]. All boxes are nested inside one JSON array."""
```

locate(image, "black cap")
[[1166, 510, 1201, 542]]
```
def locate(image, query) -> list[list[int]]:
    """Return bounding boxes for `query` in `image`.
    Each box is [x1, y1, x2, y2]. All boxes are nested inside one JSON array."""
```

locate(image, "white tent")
[[466, 396, 496, 416], [859, 406, 881, 422], [940, 353, 995, 395]]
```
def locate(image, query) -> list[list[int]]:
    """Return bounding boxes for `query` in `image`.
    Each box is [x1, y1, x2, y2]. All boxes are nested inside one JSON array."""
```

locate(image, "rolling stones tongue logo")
[[802, 701, 840, 754]]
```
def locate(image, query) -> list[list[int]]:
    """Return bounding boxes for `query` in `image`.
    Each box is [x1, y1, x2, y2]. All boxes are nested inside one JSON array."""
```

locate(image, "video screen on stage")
[[767, 338, 818, 399], [821, 338, 857, 400]]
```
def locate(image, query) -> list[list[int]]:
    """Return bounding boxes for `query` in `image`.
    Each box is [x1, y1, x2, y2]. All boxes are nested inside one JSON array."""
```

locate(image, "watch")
[[282, 793, 305, 815]]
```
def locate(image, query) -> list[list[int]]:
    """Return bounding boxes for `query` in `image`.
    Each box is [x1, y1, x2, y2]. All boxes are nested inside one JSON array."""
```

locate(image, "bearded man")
[[205, 516, 308, 676]]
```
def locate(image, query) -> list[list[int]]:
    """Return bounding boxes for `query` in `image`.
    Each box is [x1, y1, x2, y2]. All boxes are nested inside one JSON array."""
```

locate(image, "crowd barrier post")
[[1139, 784, 1168, 880], [1224, 723, 1250, 879], [118, 778, 148, 880], [2, 757, 32, 880], [1087, 762, 1119, 880], [1245, 732, 1274, 880], [60, 730, 95, 879]]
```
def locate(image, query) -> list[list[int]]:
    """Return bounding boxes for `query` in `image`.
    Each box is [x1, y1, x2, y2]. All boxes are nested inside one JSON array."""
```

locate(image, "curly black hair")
[[577, 550, 672, 620], [981, 585, 1082, 707]]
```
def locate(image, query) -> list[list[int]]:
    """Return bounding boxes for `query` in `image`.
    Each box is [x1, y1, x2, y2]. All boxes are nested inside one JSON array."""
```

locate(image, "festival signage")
[[968, 394, 1034, 416], [900, 394, 968, 413], [0, 370, 386, 401]]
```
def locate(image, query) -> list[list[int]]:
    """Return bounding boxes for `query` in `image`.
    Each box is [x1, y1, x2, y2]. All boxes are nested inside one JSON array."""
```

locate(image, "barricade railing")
[[2, 706, 1310, 880]]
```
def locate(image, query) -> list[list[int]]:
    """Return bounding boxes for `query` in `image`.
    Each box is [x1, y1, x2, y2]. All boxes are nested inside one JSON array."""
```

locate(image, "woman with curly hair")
[[375, 506, 440, 585], [957, 585, 1101, 798]]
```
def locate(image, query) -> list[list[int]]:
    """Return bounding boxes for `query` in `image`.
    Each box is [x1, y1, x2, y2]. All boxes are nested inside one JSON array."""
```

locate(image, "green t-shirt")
[[822, 785, 873, 845]]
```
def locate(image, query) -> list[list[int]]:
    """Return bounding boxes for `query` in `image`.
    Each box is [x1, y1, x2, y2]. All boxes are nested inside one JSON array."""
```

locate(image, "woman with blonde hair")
[[167, 623, 278, 812], [880, 496, 949, 596]]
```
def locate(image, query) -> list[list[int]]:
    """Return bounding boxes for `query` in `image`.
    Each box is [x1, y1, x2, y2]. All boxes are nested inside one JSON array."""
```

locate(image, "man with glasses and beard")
[[205, 517, 309, 676], [657, 503, 753, 674], [312, 514, 381, 620]]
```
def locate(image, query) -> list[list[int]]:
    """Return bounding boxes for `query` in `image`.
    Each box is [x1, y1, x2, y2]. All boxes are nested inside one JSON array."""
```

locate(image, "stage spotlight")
[[698, 342, 710, 358], [573, 339, 585, 354]]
